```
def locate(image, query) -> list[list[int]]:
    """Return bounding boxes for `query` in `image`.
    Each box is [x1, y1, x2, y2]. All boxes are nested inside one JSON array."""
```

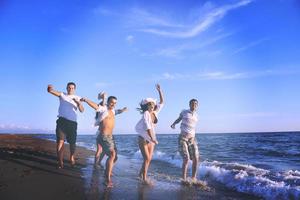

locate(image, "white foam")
[[199, 161, 300, 200], [74, 138, 300, 199], [283, 170, 300, 180], [144, 153, 300, 200]]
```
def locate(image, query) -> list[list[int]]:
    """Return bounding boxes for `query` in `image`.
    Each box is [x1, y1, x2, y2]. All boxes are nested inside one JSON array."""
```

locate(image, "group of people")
[[47, 82, 200, 188]]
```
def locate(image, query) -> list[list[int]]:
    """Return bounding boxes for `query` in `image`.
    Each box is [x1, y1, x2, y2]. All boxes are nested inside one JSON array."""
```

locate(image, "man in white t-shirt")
[[47, 82, 84, 169], [171, 99, 200, 185]]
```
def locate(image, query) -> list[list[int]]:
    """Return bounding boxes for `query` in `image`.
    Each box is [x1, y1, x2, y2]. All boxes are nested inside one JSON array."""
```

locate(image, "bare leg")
[[139, 141, 154, 184], [57, 140, 64, 168], [69, 143, 76, 166], [192, 157, 199, 180], [105, 149, 116, 187], [94, 143, 104, 167], [182, 158, 189, 181]]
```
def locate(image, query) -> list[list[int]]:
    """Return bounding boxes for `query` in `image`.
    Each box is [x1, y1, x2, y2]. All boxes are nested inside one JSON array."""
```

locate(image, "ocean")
[[37, 132, 300, 200]]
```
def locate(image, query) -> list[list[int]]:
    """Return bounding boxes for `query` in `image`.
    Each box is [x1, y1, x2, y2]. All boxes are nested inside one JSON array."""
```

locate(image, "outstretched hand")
[[80, 97, 87, 102], [47, 84, 53, 92], [122, 107, 128, 112], [73, 98, 80, 104], [156, 84, 161, 91]]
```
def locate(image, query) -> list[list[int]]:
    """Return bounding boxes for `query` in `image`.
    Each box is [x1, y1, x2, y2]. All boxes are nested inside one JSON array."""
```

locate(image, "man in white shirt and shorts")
[[47, 82, 84, 169], [171, 99, 201, 185]]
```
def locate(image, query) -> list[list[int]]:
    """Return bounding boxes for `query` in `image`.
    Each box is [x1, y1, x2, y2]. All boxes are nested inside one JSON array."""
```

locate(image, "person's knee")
[[57, 140, 64, 144], [183, 158, 189, 165], [144, 156, 152, 163], [108, 149, 116, 158], [193, 156, 199, 163]]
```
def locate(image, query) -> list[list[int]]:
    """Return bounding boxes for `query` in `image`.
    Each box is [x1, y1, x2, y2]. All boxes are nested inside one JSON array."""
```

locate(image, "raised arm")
[[80, 97, 99, 110], [98, 92, 107, 106], [47, 84, 61, 97], [156, 84, 164, 104], [171, 115, 182, 129]]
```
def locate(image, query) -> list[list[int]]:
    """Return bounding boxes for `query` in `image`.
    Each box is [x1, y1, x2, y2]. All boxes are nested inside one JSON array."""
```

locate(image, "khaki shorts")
[[96, 134, 116, 155], [178, 135, 199, 160], [138, 136, 150, 145]]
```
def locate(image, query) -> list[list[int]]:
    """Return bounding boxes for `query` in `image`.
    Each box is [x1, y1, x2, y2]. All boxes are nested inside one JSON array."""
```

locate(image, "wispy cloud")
[[139, 0, 252, 38], [152, 32, 234, 58], [0, 123, 52, 133], [128, 8, 185, 28], [0, 123, 30, 130], [155, 69, 300, 81], [126, 35, 134, 43], [232, 37, 270, 55]]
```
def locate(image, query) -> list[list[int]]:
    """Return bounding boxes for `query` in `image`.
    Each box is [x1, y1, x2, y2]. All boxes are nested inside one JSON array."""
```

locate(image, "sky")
[[0, 0, 300, 134]]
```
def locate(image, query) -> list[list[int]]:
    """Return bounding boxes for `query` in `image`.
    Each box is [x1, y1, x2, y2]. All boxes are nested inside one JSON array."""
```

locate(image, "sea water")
[[37, 132, 300, 199]]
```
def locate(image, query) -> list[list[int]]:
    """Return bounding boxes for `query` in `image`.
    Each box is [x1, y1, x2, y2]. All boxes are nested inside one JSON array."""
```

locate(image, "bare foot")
[[57, 161, 64, 169], [70, 159, 76, 167], [94, 163, 104, 169], [142, 179, 154, 186], [181, 179, 192, 186], [191, 179, 210, 191], [104, 180, 113, 188]]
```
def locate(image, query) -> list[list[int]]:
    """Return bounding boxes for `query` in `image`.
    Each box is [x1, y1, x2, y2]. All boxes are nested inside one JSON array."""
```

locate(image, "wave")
[[131, 149, 300, 200], [40, 135, 300, 199], [200, 161, 300, 200]]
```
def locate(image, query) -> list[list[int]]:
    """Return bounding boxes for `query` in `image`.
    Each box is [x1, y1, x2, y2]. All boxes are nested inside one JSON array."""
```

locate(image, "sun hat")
[[141, 98, 157, 105]]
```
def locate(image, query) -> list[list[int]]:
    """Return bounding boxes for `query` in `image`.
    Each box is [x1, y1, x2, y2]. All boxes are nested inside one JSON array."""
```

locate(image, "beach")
[[0, 134, 223, 200], [0, 134, 93, 200], [2, 133, 299, 199]]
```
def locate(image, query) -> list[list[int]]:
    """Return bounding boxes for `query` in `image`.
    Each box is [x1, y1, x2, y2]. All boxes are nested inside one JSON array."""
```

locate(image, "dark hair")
[[67, 82, 76, 89], [107, 96, 117, 103], [137, 102, 158, 124], [137, 103, 148, 114], [189, 99, 198, 105]]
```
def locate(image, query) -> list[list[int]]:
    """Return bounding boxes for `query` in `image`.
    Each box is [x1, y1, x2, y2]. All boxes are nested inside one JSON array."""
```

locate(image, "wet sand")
[[0, 134, 93, 200], [0, 134, 260, 200]]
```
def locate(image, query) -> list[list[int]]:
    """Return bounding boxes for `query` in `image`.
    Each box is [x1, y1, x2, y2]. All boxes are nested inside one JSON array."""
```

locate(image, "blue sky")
[[0, 0, 300, 134]]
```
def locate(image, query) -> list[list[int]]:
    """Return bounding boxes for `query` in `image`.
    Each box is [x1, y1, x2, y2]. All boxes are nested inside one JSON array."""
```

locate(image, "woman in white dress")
[[135, 84, 164, 185]]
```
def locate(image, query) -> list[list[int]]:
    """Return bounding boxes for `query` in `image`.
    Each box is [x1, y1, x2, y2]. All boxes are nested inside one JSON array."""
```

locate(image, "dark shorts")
[[96, 134, 117, 156], [178, 135, 199, 161], [56, 117, 77, 145]]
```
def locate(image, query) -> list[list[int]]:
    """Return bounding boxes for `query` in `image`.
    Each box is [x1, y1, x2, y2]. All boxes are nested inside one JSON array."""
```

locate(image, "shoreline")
[[1, 130, 300, 136], [0, 134, 261, 200], [0, 134, 94, 200]]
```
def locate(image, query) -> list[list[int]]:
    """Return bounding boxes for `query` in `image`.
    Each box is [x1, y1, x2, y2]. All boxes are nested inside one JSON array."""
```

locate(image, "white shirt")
[[180, 109, 198, 137], [58, 93, 81, 122], [135, 103, 163, 142], [94, 105, 121, 126]]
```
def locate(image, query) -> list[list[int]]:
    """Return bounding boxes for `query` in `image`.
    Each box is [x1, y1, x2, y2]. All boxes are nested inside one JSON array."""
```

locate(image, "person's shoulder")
[[143, 110, 151, 116], [181, 109, 188, 114], [97, 104, 107, 112]]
